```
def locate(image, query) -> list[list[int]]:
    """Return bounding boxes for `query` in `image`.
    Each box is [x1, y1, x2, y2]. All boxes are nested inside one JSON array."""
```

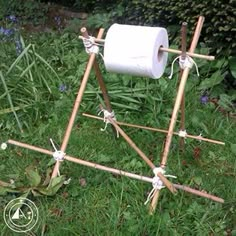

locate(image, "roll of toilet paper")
[[104, 24, 169, 79]]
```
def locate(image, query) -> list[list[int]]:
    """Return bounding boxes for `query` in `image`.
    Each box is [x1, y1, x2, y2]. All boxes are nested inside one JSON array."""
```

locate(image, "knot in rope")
[[82, 36, 99, 54], [178, 129, 187, 138], [53, 150, 65, 161], [169, 55, 199, 79], [98, 109, 119, 137], [144, 167, 176, 205], [50, 138, 65, 162]]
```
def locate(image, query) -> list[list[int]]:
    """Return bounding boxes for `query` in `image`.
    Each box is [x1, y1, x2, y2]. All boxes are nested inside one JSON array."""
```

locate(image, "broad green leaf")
[[42, 168, 52, 186], [38, 175, 66, 196], [198, 71, 224, 90], [25, 167, 41, 187], [229, 57, 236, 78]]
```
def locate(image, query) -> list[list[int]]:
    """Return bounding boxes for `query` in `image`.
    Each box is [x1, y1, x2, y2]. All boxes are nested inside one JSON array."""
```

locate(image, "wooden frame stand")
[[5, 16, 225, 214]]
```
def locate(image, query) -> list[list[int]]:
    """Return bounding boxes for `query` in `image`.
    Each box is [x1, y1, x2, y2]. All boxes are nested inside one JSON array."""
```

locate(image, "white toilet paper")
[[104, 24, 169, 79]]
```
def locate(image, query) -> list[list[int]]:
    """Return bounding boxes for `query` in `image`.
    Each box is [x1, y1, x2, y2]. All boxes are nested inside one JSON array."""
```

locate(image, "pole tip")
[[81, 27, 87, 33]]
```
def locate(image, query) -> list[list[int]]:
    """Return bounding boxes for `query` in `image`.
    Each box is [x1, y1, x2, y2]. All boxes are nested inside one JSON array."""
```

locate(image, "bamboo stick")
[[179, 22, 187, 151], [82, 27, 117, 137], [50, 28, 105, 179], [161, 16, 205, 168], [78, 36, 215, 61], [107, 117, 177, 194], [93, 60, 118, 136], [173, 184, 224, 203], [7, 139, 153, 184], [7, 139, 224, 203], [150, 16, 205, 213], [107, 118, 156, 169], [161, 48, 214, 60], [82, 113, 225, 145], [149, 189, 160, 214], [93, 60, 113, 112]]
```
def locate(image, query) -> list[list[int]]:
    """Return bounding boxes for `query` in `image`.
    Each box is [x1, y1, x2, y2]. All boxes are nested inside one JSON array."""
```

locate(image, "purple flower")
[[200, 95, 209, 104], [59, 84, 67, 92], [7, 15, 17, 23], [54, 16, 61, 25], [0, 27, 14, 36]]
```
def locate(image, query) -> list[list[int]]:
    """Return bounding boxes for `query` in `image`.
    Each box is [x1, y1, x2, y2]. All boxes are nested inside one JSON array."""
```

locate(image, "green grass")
[[0, 31, 236, 235]]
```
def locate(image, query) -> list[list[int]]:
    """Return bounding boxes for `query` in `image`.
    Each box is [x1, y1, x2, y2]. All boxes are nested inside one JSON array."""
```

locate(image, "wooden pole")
[[149, 189, 160, 214], [173, 184, 224, 203], [179, 22, 187, 151], [108, 118, 156, 169], [82, 113, 225, 145], [81, 28, 117, 136], [161, 16, 205, 168], [6, 140, 152, 183], [7, 139, 224, 203], [51, 28, 105, 179], [159, 47, 214, 60], [150, 16, 205, 213], [93, 60, 113, 112], [107, 117, 177, 194]]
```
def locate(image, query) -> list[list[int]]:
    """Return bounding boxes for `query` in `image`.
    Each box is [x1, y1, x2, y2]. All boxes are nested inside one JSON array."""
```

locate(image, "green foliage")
[[0, 37, 62, 133], [0, 165, 66, 197], [73, 0, 120, 13], [125, 0, 235, 55], [0, 0, 48, 25], [0, 4, 235, 234]]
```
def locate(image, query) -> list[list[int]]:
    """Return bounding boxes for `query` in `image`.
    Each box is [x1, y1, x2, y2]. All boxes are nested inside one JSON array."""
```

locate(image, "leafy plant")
[[0, 166, 66, 197], [124, 0, 235, 56], [0, 0, 48, 26], [0, 36, 61, 132]]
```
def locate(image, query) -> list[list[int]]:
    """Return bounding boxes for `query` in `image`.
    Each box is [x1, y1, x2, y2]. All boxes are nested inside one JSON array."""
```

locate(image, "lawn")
[[0, 9, 236, 236]]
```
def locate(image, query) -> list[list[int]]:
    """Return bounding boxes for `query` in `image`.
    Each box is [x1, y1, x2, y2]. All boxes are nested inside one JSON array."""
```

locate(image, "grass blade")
[[0, 71, 23, 132]]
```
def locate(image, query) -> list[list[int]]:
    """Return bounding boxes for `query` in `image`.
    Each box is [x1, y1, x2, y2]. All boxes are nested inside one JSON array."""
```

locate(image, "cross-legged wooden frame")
[[6, 16, 225, 214]]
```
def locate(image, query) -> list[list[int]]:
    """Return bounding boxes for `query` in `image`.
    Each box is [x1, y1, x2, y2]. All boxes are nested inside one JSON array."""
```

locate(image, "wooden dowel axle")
[[78, 36, 215, 61]]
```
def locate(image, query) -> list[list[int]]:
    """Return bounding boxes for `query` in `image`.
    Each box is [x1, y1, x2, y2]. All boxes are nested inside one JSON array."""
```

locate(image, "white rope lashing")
[[144, 167, 177, 205], [50, 138, 65, 176], [169, 55, 200, 79], [81, 36, 104, 57], [178, 129, 187, 138], [98, 109, 119, 138]]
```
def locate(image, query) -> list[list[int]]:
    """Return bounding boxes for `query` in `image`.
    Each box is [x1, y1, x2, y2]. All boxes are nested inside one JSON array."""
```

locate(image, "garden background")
[[0, 0, 235, 235]]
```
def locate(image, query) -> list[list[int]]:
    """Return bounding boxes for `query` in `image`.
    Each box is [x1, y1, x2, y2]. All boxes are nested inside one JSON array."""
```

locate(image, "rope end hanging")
[[98, 109, 119, 138], [50, 138, 65, 162], [144, 167, 177, 205], [168, 55, 200, 79]]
